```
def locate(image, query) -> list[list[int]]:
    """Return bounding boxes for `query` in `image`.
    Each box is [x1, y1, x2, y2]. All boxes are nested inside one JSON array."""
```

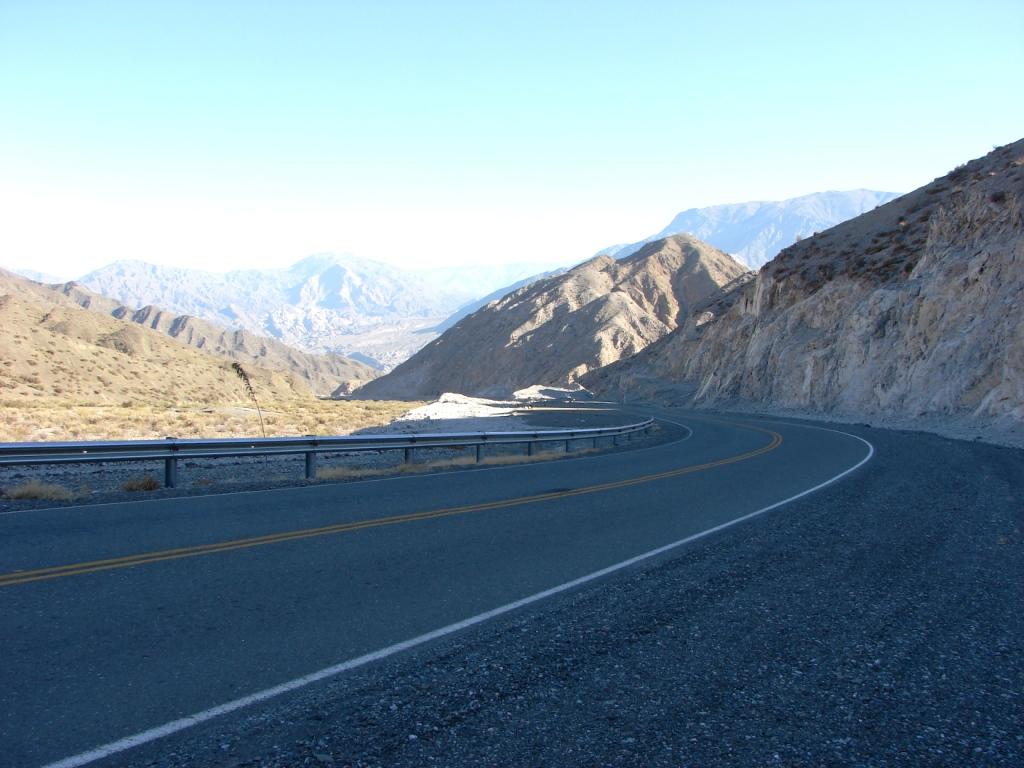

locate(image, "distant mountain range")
[[74, 255, 561, 369], [600, 189, 901, 269], [2, 190, 900, 372]]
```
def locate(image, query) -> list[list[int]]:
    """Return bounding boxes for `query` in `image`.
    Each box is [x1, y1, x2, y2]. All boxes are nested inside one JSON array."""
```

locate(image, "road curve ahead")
[[0, 409, 934, 767]]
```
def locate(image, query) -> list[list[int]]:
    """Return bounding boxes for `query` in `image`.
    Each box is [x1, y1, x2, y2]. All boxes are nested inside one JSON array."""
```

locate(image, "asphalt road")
[[1, 408, 1020, 767]]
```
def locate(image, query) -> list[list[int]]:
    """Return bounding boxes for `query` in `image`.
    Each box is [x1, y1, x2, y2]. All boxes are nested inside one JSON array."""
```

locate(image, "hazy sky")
[[1, 1, 1021, 279]]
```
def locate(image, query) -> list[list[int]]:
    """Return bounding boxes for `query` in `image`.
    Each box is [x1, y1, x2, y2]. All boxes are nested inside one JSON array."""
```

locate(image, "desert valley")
[[1, 185, 939, 443], [7, 144, 1016, 447]]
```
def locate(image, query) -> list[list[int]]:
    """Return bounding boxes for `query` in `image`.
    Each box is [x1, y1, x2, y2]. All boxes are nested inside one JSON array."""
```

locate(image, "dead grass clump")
[[3, 480, 74, 501], [413, 456, 477, 470], [317, 455, 477, 481], [121, 475, 161, 492], [318, 465, 405, 481], [479, 450, 564, 466], [0, 400, 421, 442], [315, 444, 604, 482]]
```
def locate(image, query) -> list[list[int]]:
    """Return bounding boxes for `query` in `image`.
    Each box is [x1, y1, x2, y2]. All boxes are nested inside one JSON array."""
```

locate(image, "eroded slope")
[[356, 235, 749, 399], [585, 140, 1024, 441]]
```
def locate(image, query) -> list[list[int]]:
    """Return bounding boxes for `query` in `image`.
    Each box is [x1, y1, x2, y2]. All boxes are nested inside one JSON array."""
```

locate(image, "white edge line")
[[41, 423, 873, 768]]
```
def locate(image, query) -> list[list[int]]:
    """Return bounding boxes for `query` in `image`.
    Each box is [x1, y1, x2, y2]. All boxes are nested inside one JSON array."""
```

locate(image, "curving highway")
[[1, 407, 1019, 767]]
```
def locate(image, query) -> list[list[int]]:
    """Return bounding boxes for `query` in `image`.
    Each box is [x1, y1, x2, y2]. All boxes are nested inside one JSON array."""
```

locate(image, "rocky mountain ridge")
[[355, 235, 750, 399], [584, 140, 1024, 444], [600, 189, 900, 269]]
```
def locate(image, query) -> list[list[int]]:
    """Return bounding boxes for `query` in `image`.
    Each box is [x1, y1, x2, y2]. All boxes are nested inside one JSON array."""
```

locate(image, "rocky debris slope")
[[585, 140, 1024, 443], [355, 235, 750, 399], [0, 269, 377, 397]]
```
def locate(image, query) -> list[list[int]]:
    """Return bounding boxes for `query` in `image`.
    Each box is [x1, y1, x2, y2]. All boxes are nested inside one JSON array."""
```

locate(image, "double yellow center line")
[[0, 426, 782, 589]]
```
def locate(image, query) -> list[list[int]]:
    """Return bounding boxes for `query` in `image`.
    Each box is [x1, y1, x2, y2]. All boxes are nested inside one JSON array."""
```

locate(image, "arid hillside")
[[584, 140, 1024, 443], [356, 235, 750, 399], [0, 269, 378, 397], [0, 293, 313, 405], [118, 305, 377, 397], [0, 276, 413, 441]]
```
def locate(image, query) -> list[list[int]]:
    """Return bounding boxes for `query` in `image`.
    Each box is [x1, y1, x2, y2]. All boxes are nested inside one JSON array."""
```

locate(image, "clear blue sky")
[[1, 0, 1021, 278]]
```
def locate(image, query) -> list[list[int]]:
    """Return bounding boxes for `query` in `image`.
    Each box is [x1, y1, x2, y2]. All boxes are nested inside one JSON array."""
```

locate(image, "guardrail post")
[[475, 444, 483, 463], [564, 439, 570, 454], [404, 447, 412, 464], [527, 440, 534, 457], [164, 437, 178, 488], [304, 436, 318, 480]]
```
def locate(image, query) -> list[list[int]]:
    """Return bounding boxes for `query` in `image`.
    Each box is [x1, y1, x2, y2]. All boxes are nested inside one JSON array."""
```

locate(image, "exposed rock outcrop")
[[355, 235, 750, 399], [584, 140, 1024, 442]]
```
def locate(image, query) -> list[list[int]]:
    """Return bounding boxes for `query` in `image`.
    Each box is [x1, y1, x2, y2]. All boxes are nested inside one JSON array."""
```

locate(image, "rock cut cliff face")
[[584, 140, 1024, 440], [355, 235, 750, 399]]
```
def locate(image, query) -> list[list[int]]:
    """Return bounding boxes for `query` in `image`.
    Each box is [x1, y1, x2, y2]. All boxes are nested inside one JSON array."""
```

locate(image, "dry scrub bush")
[[0, 400, 421, 442], [121, 475, 161, 492], [315, 447, 592, 482], [317, 466, 405, 481], [3, 481, 74, 501], [479, 450, 566, 466]]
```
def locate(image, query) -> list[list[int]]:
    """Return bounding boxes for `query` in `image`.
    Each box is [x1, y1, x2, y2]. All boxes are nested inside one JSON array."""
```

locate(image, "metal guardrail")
[[0, 419, 655, 488]]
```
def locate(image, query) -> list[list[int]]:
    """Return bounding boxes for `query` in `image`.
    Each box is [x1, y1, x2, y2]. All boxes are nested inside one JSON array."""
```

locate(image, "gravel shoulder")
[[101, 412, 1024, 767]]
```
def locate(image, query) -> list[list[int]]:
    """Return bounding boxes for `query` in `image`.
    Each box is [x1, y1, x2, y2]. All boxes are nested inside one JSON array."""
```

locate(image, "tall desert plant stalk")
[[231, 363, 266, 438]]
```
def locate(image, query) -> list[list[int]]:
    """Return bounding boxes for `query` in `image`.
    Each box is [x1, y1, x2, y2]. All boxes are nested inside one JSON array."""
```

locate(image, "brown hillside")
[[0, 294, 310, 407], [121, 305, 377, 396], [355, 235, 750, 399], [0, 269, 377, 396]]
